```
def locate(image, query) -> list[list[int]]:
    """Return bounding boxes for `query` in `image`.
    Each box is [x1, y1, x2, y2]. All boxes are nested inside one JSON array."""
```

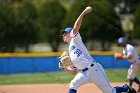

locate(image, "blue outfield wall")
[[0, 57, 60, 74], [92, 55, 130, 68], [0, 52, 132, 74]]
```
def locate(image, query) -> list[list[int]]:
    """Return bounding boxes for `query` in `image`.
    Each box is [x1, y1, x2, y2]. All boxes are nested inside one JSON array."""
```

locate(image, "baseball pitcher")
[[59, 6, 136, 93]]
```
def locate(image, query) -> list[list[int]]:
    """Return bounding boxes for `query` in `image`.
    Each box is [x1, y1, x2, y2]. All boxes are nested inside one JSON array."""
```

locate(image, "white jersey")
[[69, 33, 116, 93], [123, 44, 140, 62], [69, 32, 94, 69]]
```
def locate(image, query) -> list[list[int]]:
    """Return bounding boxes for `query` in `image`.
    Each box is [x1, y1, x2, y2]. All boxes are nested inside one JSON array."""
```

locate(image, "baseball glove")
[[58, 51, 73, 69], [114, 53, 123, 60]]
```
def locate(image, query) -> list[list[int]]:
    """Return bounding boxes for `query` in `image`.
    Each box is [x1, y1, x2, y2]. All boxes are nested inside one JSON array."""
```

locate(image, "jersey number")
[[74, 49, 82, 57]]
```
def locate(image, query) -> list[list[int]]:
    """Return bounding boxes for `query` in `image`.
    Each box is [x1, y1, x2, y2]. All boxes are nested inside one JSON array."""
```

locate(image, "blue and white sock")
[[68, 89, 77, 93]]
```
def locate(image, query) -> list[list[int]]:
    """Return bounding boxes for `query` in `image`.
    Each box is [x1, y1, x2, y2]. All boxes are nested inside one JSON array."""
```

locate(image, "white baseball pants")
[[69, 62, 116, 93]]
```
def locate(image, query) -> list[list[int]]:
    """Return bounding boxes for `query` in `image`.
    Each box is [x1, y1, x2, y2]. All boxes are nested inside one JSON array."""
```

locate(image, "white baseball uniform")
[[122, 44, 140, 79], [68, 32, 116, 93]]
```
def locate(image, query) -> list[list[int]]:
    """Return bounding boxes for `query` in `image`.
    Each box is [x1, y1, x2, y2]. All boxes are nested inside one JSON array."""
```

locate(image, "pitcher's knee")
[[69, 80, 79, 90]]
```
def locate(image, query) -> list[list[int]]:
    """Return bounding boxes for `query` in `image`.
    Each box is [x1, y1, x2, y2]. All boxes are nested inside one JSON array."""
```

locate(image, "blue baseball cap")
[[118, 37, 126, 44], [64, 27, 73, 33], [61, 27, 73, 35]]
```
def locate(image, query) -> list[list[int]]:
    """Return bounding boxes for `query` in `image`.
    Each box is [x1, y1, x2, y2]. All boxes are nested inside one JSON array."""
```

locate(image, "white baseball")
[[86, 6, 92, 10]]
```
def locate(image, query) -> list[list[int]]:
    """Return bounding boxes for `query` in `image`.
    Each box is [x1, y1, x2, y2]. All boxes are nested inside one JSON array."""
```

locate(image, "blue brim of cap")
[[64, 27, 73, 33], [60, 27, 73, 35]]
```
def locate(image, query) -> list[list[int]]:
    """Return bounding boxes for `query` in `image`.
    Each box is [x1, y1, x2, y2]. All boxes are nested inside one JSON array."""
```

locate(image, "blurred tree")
[[0, 0, 16, 52], [0, 0, 39, 52], [12, 0, 39, 52], [133, 2, 140, 40], [63, 0, 123, 51], [39, 0, 66, 52]]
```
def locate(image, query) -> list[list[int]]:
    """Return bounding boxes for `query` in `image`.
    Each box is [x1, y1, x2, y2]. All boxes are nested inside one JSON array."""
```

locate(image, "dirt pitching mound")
[[0, 82, 139, 93]]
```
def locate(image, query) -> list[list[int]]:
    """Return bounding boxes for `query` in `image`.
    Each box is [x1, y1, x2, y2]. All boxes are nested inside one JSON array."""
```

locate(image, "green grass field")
[[0, 69, 140, 85]]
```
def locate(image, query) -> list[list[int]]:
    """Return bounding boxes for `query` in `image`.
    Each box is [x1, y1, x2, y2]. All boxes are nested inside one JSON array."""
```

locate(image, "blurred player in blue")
[[117, 37, 140, 92], [60, 6, 136, 93]]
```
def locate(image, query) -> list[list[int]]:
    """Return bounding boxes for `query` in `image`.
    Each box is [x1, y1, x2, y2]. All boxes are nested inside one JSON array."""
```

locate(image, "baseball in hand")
[[86, 6, 92, 10], [85, 6, 92, 13]]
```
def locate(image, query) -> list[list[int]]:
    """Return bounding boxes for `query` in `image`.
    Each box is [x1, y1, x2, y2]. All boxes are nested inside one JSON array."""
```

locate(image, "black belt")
[[82, 64, 94, 72]]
